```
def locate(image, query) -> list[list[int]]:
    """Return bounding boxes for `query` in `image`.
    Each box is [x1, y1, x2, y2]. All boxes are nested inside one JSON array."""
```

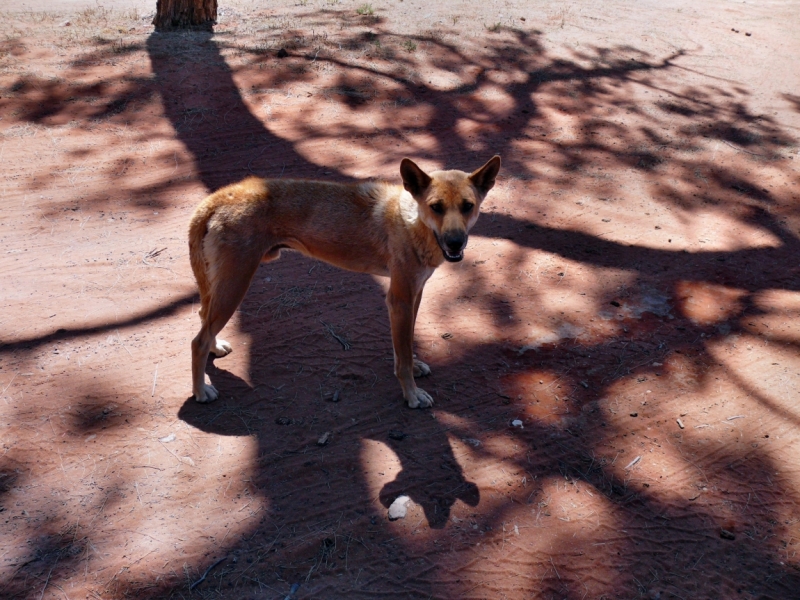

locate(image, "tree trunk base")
[[152, 0, 217, 32]]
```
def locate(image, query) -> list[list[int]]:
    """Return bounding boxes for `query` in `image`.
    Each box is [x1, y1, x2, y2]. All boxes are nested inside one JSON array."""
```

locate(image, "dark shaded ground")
[[1, 1, 800, 598]]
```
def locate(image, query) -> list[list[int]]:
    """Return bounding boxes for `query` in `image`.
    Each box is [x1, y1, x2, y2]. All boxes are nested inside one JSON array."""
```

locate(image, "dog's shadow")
[[178, 358, 480, 529], [378, 443, 480, 529]]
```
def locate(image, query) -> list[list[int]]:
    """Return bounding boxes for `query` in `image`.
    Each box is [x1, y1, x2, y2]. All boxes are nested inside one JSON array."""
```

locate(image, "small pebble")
[[677, 418, 685, 429], [317, 432, 330, 446], [511, 419, 524, 428]]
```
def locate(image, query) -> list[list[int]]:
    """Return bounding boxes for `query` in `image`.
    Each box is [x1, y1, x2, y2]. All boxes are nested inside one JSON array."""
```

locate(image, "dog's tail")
[[188, 199, 216, 322]]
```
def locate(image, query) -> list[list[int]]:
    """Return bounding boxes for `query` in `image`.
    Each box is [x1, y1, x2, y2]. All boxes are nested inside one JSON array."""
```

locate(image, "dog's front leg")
[[387, 279, 433, 408], [412, 288, 431, 378]]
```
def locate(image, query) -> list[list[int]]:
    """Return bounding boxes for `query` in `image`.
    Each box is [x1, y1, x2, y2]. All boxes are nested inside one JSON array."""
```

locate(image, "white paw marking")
[[194, 383, 219, 403], [413, 359, 431, 378], [407, 387, 434, 409], [211, 339, 232, 357]]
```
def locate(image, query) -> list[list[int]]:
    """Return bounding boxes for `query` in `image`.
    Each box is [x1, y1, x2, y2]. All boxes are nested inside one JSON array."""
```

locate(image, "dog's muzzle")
[[438, 231, 467, 263]]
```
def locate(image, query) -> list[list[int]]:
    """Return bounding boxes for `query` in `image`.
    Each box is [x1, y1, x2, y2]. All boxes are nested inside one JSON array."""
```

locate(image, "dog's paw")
[[194, 383, 219, 403], [406, 387, 434, 409], [211, 339, 232, 357], [413, 358, 431, 378]]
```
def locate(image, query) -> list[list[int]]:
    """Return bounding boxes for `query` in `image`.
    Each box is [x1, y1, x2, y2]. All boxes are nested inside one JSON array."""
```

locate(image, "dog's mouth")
[[435, 232, 466, 263], [443, 248, 464, 262]]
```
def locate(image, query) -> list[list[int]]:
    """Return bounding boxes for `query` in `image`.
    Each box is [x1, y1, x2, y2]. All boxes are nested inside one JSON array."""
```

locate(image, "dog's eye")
[[461, 201, 475, 213], [430, 202, 445, 215]]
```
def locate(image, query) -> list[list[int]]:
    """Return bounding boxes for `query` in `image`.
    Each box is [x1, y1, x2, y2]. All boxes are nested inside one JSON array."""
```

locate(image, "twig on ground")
[[284, 583, 300, 599], [141, 247, 167, 266], [1, 373, 17, 396], [151, 363, 158, 396], [116, 329, 133, 357], [322, 322, 351, 350], [624, 455, 641, 470], [247, 145, 268, 174], [720, 139, 768, 157], [38, 555, 60, 600], [158, 440, 187, 466], [190, 556, 227, 590], [550, 555, 561, 580]]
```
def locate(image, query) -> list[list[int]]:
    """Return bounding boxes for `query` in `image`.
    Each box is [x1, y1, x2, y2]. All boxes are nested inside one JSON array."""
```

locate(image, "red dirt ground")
[[2, 1, 800, 598]]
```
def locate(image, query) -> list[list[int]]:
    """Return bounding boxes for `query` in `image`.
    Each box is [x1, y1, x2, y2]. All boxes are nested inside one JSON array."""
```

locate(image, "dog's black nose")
[[443, 232, 466, 252]]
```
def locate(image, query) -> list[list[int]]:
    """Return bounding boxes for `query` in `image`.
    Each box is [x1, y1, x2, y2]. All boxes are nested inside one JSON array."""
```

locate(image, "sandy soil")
[[1, 0, 800, 598]]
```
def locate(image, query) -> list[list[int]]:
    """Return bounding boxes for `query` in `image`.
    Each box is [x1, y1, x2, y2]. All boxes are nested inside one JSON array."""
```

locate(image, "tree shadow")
[[0, 292, 196, 354], [2, 6, 800, 599], [145, 30, 330, 190]]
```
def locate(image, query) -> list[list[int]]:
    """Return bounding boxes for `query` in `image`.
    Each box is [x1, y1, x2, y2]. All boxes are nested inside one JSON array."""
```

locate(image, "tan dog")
[[188, 156, 500, 408]]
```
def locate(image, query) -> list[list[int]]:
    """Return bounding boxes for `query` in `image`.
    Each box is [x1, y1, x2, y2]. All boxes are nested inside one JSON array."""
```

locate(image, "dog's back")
[[190, 177, 414, 278]]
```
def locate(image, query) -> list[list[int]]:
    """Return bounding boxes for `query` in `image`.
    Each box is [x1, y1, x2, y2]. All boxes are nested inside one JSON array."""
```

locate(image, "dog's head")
[[400, 155, 501, 263]]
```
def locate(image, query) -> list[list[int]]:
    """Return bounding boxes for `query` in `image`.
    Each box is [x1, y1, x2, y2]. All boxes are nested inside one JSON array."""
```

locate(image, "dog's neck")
[[412, 212, 447, 269]]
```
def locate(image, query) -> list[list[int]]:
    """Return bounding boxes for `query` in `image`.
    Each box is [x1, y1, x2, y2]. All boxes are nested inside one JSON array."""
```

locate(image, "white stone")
[[388, 495, 410, 520]]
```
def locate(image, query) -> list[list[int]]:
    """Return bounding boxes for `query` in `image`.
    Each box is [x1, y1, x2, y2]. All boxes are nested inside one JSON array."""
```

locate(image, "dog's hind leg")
[[207, 244, 283, 358], [191, 252, 262, 403]]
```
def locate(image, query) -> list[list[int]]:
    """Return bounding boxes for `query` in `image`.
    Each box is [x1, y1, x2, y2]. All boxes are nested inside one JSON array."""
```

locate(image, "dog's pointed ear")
[[469, 155, 501, 196], [400, 158, 432, 198]]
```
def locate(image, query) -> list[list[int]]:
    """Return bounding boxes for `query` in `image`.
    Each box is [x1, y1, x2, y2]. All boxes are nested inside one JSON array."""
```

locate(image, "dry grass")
[[547, 5, 572, 29], [255, 285, 318, 319], [402, 39, 417, 52], [356, 3, 374, 16]]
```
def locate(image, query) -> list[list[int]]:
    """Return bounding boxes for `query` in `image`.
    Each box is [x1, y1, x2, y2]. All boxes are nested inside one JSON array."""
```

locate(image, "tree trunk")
[[153, 0, 217, 31]]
